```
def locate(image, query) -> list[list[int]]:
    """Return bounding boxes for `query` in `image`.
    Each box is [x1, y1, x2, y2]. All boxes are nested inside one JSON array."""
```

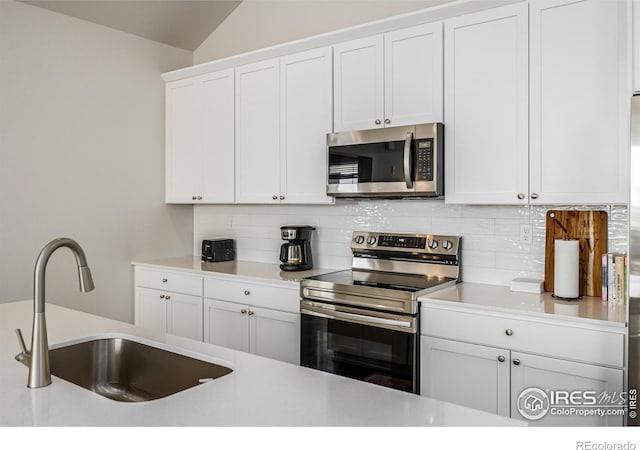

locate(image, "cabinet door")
[[135, 287, 167, 334], [165, 78, 201, 203], [384, 22, 443, 127], [635, 0, 640, 93], [235, 59, 280, 203], [333, 35, 384, 132], [421, 336, 510, 416], [510, 352, 624, 426], [167, 292, 203, 341], [249, 306, 300, 365], [280, 47, 334, 204], [443, 3, 529, 204], [200, 69, 235, 203], [529, 0, 629, 204], [203, 299, 249, 352]]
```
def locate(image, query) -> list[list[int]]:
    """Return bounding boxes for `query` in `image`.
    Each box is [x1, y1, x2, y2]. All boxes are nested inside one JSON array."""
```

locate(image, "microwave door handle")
[[403, 131, 414, 189]]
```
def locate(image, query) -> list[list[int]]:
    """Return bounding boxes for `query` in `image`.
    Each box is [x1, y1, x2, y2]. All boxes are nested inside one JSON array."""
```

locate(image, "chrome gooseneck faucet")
[[16, 238, 94, 388]]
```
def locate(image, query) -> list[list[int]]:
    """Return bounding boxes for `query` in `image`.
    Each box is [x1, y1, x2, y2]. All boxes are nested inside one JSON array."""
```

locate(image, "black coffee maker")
[[279, 226, 315, 271]]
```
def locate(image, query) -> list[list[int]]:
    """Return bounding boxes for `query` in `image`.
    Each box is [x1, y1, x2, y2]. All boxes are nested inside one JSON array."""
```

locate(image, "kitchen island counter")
[[0, 301, 522, 426]]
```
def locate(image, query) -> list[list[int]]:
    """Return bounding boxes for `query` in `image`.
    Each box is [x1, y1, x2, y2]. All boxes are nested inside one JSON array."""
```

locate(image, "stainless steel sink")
[[17, 336, 233, 402]]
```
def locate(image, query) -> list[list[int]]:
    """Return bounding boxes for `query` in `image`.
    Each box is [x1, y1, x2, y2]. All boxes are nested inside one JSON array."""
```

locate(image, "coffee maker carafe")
[[279, 226, 315, 271]]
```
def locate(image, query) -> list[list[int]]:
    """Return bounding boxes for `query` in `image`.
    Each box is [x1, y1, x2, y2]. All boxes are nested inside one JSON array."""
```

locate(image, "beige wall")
[[194, 0, 452, 63], [0, 1, 194, 322]]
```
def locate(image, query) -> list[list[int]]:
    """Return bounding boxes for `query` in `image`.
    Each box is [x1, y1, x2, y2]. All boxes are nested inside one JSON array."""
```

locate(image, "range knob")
[[428, 239, 439, 249], [367, 236, 377, 246], [354, 235, 365, 245], [442, 240, 453, 251]]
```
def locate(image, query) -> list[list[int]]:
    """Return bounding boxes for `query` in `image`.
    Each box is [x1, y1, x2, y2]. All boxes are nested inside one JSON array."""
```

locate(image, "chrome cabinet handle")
[[384, 118, 391, 124], [248, 310, 254, 316], [513, 359, 520, 366], [192, 196, 197, 200], [403, 131, 414, 189], [498, 355, 505, 363], [197, 196, 202, 200], [279, 195, 285, 200], [244, 290, 250, 296], [165, 295, 171, 300], [160, 294, 165, 299], [375, 119, 381, 125], [530, 193, 539, 199], [517, 193, 525, 200], [505, 329, 513, 336], [272, 195, 278, 200], [162, 278, 168, 283], [241, 309, 247, 314]]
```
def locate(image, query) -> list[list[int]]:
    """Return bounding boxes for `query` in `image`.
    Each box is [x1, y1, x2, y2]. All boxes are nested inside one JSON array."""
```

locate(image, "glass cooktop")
[[304, 269, 455, 293]]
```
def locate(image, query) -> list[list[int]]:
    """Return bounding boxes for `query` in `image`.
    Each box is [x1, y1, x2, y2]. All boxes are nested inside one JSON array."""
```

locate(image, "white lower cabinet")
[[204, 298, 300, 365], [420, 305, 625, 426], [135, 287, 203, 341]]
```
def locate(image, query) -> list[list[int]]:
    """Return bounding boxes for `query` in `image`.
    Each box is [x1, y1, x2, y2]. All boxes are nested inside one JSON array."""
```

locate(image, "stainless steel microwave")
[[326, 123, 443, 198]]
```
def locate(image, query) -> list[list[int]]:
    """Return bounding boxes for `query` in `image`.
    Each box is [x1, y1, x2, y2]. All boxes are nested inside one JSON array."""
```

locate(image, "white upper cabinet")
[[444, 3, 529, 205], [333, 22, 443, 132], [236, 48, 333, 204], [529, 0, 629, 204], [165, 69, 235, 204]]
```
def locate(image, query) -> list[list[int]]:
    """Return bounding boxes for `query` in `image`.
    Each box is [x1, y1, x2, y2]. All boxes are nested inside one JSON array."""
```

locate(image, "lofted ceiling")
[[19, 0, 243, 51]]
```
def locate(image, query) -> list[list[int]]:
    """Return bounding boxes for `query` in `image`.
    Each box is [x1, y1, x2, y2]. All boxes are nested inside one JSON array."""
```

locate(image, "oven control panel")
[[351, 231, 460, 255]]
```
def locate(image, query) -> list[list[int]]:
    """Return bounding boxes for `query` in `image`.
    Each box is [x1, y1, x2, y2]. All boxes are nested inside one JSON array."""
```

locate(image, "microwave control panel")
[[414, 138, 434, 182]]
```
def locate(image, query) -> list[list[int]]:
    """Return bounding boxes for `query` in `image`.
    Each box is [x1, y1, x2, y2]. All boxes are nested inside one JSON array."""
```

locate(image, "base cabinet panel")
[[250, 306, 300, 365], [135, 287, 203, 341], [204, 298, 250, 352]]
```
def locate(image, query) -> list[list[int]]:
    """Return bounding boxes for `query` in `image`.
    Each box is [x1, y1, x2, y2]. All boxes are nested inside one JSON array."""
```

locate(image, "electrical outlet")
[[520, 224, 532, 244]]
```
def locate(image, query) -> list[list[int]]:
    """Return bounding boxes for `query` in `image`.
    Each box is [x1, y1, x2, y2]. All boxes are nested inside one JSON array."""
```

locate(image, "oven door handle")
[[301, 301, 416, 334], [403, 131, 414, 189]]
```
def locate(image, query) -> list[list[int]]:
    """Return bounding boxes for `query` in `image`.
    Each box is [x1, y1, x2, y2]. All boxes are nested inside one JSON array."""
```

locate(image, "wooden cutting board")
[[544, 210, 608, 297]]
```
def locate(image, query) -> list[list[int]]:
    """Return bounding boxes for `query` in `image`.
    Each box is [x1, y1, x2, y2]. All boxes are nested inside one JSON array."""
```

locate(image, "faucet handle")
[[15, 328, 30, 362]]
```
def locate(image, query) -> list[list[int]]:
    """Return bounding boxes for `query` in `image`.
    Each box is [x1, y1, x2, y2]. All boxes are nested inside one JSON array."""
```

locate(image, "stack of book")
[[601, 253, 627, 305]]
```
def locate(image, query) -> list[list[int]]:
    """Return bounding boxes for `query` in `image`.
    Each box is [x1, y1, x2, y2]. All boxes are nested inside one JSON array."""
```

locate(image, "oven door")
[[300, 299, 418, 394]]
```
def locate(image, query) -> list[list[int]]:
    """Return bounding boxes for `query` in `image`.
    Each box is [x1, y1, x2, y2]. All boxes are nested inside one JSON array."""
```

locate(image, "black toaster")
[[201, 238, 235, 263]]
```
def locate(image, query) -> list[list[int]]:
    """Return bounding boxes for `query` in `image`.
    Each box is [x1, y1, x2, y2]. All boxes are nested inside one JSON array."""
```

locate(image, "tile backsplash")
[[194, 200, 628, 286]]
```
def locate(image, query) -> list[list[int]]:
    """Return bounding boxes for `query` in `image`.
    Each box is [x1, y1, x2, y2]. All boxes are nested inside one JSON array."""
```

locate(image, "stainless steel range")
[[300, 231, 461, 394]]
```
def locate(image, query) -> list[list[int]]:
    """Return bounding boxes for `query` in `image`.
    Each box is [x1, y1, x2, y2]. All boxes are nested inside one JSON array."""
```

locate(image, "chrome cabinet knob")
[[505, 329, 513, 336], [244, 290, 250, 296], [530, 193, 539, 199], [248, 311, 254, 316], [160, 294, 165, 299], [192, 196, 196, 200], [375, 119, 381, 125], [241, 309, 247, 314], [279, 195, 285, 200], [513, 359, 521, 366], [197, 196, 202, 200], [517, 193, 525, 200], [272, 195, 278, 200], [162, 278, 167, 283], [384, 118, 391, 124], [165, 295, 171, 300], [498, 355, 505, 363]]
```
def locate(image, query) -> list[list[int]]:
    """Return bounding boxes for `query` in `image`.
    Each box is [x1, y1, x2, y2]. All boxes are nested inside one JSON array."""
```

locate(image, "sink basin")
[[18, 336, 233, 402]]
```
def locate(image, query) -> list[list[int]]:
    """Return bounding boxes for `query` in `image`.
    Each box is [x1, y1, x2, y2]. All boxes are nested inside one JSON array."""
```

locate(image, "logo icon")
[[517, 387, 550, 420]]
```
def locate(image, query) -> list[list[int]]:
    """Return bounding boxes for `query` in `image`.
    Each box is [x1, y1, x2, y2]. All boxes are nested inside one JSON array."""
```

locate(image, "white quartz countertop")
[[132, 256, 338, 285], [419, 282, 626, 328], [0, 301, 523, 426]]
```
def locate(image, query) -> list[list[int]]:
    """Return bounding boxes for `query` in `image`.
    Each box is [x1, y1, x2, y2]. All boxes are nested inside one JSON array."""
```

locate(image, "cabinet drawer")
[[421, 306, 624, 368], [204, 277, 300, 313], [135, 267, 202, 296]]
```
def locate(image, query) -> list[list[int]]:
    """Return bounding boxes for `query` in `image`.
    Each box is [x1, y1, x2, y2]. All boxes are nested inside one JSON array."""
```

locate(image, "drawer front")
[[135, 267, 202, 296], [204, 277, 300, 313], [421, 306, 624, 368]]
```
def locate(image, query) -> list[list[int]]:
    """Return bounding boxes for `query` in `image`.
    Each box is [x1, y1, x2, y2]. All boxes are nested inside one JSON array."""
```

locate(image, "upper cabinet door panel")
[[200, 69, 235, 203], [235, 59, 281, 203], [529, 0, 629, 204], [444, 3, 529, 204], [280, 47, 334, 204], [384, 22, 443, 126], [333, 35, 384, 132], [165, 79, 201, 203]]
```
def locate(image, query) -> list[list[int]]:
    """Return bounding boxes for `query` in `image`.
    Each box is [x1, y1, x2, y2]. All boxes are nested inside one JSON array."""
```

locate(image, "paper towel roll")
[[554, 239, 580, 299]]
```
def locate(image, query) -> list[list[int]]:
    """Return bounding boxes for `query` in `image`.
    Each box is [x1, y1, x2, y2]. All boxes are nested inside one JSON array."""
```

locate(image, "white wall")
[[194, 202, 628, 286], [0, 1, 194, 322], [194, 0, 452, 63]]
